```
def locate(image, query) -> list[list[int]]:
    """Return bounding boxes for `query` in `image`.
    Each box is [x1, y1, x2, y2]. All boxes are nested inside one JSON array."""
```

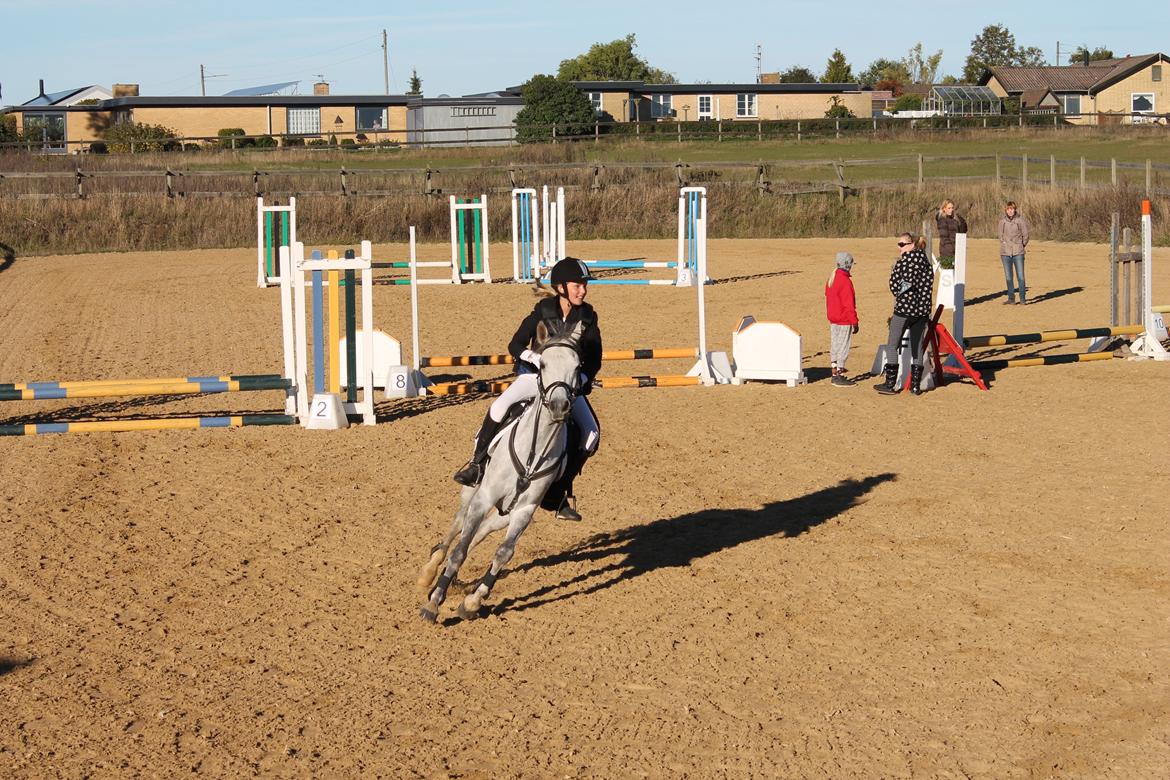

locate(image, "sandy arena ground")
[[0, 235, 1167, 778]]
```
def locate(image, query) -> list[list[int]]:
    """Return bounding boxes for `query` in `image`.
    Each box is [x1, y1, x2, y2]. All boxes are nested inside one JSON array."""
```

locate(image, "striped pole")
[[327, 251, 341, 394], [419, 347, 697, 368], [964, 325, 1143, 348], [1, 414, 296, 437], [344, 251, 357, 405], [969, 352, 1114, 370], [425, 374, 704, 396], [1, 373, 285, 392], [1, 376, 290, 402]]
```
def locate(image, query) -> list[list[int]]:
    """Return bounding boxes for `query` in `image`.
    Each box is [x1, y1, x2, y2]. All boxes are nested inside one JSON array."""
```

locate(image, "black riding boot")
[[453, 413, 503, 487], [910, 365, 925, 395], [874, 363, 899, 395], [553, 448, 589, 521]]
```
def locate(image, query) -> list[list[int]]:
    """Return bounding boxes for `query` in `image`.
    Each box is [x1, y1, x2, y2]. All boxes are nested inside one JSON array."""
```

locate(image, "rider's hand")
[[578, 372, 593, 395], [852, 323, 859, 335], [520, 349, 542, 369]]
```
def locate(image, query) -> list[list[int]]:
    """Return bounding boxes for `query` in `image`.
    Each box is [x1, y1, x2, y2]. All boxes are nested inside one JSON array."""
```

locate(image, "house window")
[[1152, 65, 1162, 82], [1132, 93, 1155, 114], [356, 107, 387, 131], [650, 94, 672, 118], [587, 92, 602, 113], [288, 107, 321, 134], [1059, 94, 1081, 116], [698, 95, 713, 120], [450, 106, 496, 117], [22, 112, 66, 152], [736, 93, 757, 118]]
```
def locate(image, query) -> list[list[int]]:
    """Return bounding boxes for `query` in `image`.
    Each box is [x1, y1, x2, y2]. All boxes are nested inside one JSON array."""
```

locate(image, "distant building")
[[980, 53, 1169, 124], [561, 81, 871, 122], [406, 92, 524, 147]]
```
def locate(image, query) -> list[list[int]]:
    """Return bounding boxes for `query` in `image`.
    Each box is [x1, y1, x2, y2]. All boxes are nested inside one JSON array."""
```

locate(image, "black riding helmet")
[[549, 257, 593, 289]]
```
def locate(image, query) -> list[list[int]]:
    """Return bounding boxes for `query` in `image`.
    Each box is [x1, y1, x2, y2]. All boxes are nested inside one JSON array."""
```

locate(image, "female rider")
[[452, 257, 602, 522]]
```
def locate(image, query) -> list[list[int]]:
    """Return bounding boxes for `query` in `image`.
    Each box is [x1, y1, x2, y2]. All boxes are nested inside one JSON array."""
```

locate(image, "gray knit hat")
[[836, 251, 854, 270]]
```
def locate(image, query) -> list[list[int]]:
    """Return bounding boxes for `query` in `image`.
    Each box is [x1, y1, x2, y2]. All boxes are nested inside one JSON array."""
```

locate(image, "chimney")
[[314, 81, 330, 96], [113, 83, 139, 97], [39, 79, 46, 98]]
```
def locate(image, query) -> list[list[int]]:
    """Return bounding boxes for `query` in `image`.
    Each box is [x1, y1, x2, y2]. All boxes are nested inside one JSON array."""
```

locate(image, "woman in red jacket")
[[825, 251, 860, 387]]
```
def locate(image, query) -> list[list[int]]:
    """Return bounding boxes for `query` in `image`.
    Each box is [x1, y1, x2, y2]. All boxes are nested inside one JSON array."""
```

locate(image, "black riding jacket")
[[508, 297, 603, 382]]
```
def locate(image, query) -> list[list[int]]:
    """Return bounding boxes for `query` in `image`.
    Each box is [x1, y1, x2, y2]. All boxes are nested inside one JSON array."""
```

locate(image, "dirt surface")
[[1, 236, 1167, 778]]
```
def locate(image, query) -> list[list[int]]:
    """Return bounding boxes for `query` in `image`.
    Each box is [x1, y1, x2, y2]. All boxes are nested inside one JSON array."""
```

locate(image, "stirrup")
[[452, 460, 483, 487], [555, 496, 582, 522]]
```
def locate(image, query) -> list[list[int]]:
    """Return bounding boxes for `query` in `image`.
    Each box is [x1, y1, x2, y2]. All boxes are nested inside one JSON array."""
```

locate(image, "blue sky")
[[1, 1, 1166, 103]]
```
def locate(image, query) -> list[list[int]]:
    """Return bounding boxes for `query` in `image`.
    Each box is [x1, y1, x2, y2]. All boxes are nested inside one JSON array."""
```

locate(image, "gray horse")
[[418, 322, 583, 622]]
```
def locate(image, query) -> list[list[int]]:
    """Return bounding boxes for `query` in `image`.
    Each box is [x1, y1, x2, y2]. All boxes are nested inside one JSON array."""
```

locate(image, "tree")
[[102, 122, 179, 153], [892, 94, 923, 113], [514, 74, 597, 143], [903, 43, 943, 84], [557, 34, 675, 84], [824, 96, 856, 118], [407, 69, 422, 95], [1068, 45, 1114, 64], [822, 49, 853, 83], [858, 58, 898, 87], [962, 23, 1046, 82], [779, 65, 817, 84]]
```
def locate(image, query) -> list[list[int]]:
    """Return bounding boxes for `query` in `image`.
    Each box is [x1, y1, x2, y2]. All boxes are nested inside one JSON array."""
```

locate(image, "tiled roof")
[[983, 54, 1164, 94]]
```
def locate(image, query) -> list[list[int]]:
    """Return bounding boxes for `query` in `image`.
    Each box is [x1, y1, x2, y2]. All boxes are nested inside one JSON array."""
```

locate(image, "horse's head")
[[535, 321, 583, 422]]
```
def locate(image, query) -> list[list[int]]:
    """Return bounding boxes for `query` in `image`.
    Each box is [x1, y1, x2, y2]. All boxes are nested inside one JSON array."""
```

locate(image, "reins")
[[501, 343, 578, 515]]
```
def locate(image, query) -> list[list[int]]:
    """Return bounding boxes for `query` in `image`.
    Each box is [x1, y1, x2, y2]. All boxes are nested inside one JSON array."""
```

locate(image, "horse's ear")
[[535, 320, 550, 348]]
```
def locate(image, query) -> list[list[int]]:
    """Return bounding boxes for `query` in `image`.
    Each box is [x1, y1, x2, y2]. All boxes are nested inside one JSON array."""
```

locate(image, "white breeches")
[[488, 373, 599, 453]]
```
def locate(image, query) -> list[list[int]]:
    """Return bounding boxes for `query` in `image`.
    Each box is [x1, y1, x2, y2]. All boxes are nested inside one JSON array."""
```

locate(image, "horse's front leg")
[[420, 491, 492, 623], [417, 485, 476, 596], [459, 495, 542, 619]]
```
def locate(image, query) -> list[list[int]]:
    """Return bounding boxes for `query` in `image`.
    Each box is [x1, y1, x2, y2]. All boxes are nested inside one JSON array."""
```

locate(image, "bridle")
[[501, 340, 580, 514]]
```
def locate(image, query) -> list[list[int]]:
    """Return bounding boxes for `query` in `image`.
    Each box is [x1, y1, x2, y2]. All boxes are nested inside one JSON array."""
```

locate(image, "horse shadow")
[[0, 241, 16, 274], [489, 472, 897, 616], [0, 656, 34, 676]]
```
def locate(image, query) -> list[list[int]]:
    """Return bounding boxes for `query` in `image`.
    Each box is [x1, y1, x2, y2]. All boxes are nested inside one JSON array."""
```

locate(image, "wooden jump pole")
[[1, 414, 295, 437], [964, 325, 1144, 348]]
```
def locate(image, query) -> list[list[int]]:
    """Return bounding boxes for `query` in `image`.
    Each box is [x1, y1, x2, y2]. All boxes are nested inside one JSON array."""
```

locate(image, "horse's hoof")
[[419, 606, 439, 623], [456, 602, 483, 621]]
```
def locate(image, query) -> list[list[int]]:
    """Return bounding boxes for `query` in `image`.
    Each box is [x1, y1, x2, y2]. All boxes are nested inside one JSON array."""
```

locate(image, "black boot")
[[910, 365, 925, 395], [555, 448, 589, 521], [453, 413, 503, 487], [874, 363, 899, 395]]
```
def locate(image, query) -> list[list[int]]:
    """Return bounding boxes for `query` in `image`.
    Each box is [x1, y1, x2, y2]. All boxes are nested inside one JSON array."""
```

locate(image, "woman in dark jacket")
[[874, 234, 935, 395], [935, 199, 968, 268], [452, 258, 601, 521]]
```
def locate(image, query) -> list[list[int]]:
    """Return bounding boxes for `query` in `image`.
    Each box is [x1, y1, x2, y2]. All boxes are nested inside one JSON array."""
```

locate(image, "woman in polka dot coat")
[[874, 233, 935, 395]]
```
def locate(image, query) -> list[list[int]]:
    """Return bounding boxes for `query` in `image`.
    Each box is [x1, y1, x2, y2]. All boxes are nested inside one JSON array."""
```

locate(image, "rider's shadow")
[[492, 472, 897, 616]]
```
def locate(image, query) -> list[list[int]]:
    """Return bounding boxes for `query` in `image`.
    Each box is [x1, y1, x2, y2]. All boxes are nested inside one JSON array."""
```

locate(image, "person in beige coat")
[[997, 201, 1030, 304]]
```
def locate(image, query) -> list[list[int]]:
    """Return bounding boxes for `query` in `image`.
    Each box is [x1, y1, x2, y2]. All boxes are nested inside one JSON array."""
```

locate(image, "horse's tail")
[[532, 278, 555, 299]]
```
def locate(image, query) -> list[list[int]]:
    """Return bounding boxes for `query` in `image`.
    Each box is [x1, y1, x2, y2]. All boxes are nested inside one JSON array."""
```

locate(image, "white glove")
[[898, 280, 913, 295], [520, 349, 542, 368]]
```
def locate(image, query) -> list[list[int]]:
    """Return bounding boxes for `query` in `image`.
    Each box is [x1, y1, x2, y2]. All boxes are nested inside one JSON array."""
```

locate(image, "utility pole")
[[382, 29, 390, 95], [755, 44, 762, 84], [1055, 41, 1061, 66], [200, 64, 206, 97]]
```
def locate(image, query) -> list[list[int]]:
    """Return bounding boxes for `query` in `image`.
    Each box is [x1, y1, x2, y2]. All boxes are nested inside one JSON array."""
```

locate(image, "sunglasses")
[[897, 241, 912, 247]]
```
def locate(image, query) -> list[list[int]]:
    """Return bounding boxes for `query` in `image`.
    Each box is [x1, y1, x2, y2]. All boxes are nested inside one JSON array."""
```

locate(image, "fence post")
[[340, 167, 348, 196], [835, 119, 840, 139], [552, 124, 557, 144], [717, 120, 722, 142], [253, 170, 261, 196], [1080, 157, 1086, 190], [75, 165, 84, 199], [1022, 155, 1028, 188], [166, 170, 174, 199], [1018, 113, 1023, 128], [872, 117, 877, 133], [757, 119, 762, 141], [1050, 154, 1056, 189], [983, 117, 987, 129], [1146, 159, 1152, 196], [677, 122, 682, 144], [1110, 212, 1119, 327], [917, 154, 923, 191], [595, 121, 599, 143], [797, 121, 801, 142], [592, 165, 603, 192], [1111, 158, 1117, 186], [995, 153, 1001, 188]]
